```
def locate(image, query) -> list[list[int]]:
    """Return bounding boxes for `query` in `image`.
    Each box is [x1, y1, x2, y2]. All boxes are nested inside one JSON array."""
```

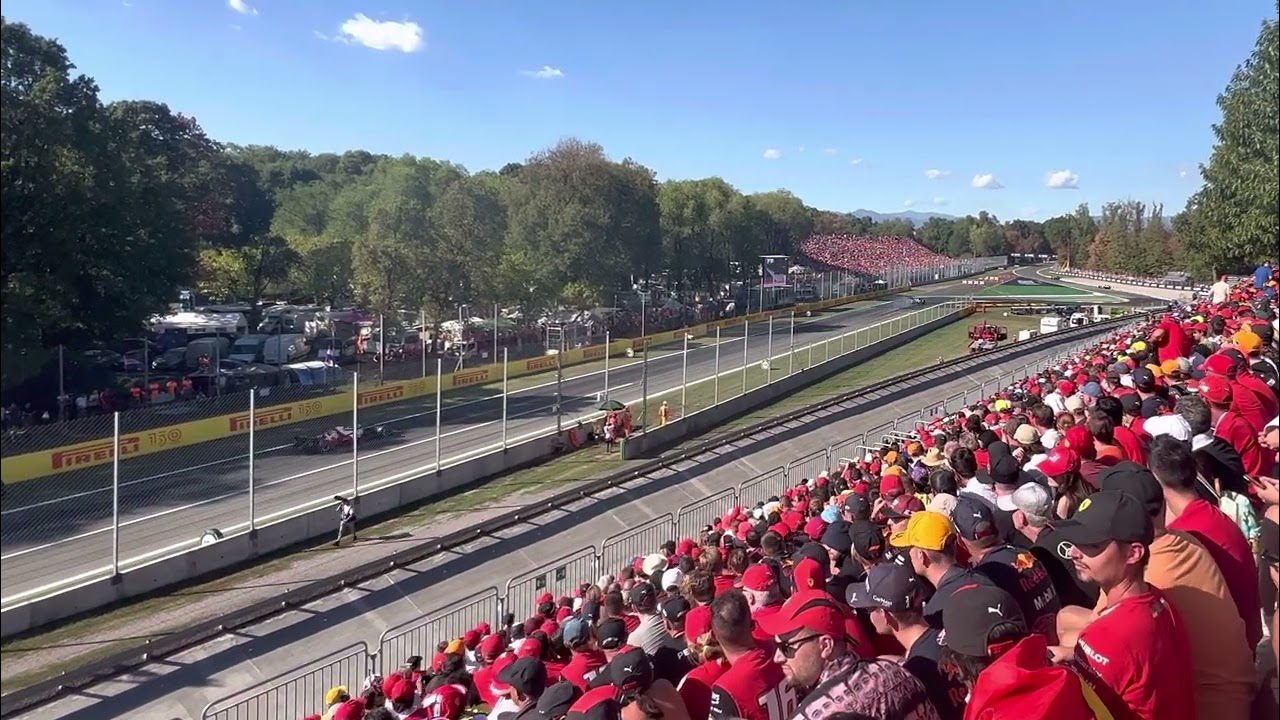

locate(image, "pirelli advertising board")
[[1, 287, 905, 483]]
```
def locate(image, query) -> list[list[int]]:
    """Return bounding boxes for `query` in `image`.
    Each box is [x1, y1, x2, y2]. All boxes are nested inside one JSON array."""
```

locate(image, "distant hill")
[[848, 209, 958, 225]]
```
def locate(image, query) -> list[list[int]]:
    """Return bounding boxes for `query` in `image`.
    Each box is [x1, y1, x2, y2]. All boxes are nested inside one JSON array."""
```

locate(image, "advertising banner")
[[762, 256, 789, 289]]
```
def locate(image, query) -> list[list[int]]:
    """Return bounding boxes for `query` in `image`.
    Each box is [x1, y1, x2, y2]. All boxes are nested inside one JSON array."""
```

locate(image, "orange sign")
[[50, 436, 142, 471], [582, 345, 606, 361], [631, 337, 652, 351], [358, 384, 406, 407], [452, 369, 490, 387], [228, 407, 294, 432], [525, 356, 558, 372]]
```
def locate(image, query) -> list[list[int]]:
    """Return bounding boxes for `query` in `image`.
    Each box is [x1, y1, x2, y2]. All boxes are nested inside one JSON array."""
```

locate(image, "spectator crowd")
[[800, 235, 952, 276], [283, 270, 1280, 720]]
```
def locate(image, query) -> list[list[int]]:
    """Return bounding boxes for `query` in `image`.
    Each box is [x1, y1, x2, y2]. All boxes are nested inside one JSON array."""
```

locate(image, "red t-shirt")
[[713, 573, 738, 596], [708, 647, 795, 720], [1154, 318, 1192, 364], [619, 613, 641, 634], [1113, 425, 1147, 464], [1215, 411, 1271, 477], [1167, 498, 1263, 649], [1228, 378, 1269, 432], [679, 660, 730, 720], [1238, 370, 1279, 420], [1074, 589, 1195, 720], [560, 649, 608, 691], [472, 664, 500, 706]]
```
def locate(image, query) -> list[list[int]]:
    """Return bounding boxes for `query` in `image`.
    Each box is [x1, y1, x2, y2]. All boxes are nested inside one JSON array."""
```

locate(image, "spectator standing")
[[705, 591, 792, 720], [849, 563, 966, 719], [1052, 491, 1197, 720], [652, 597, 697, 686], [560, 618, 608, 691], [626, 582, 666, 655], [490, 656, 548, 720], [609, 646, 691, 720], [888, 510, 993, 629], [1008, 482, 1099, 609]]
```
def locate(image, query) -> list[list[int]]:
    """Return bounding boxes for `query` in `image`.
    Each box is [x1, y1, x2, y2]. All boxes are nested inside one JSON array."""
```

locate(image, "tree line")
[[2, 11, 1275, 386]]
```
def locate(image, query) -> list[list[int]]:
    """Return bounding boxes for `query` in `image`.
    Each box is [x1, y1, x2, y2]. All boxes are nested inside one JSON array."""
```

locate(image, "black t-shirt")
[[991, 506, 1018, 544], [923, 566, 994, 629], [904, 628, 966, 720], [973, 545, 1062, 642], [651, 633, 696, 685], [1031, 528, 1100, 609]]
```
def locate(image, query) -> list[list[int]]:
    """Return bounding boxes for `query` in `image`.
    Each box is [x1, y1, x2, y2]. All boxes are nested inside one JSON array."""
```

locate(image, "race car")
[[293, 425, 402, 453]]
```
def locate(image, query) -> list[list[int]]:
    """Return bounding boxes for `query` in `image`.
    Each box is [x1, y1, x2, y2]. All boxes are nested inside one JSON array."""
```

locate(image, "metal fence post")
[[681, 332, 689, 411], [248, 389, 256, 532], [713, 327, 721, 405], [741, 320, 749, 395], [501, 348, 509, 450], [352, 372, 359, 496], [111, 411, 120, 576], [788, 310, 795, 376], [766, 316, 774, 384], [435, 357, 443, 471], [603, 332, 611, 401]]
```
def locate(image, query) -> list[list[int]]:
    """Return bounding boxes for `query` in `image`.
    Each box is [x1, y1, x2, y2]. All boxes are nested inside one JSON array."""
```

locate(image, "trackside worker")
[[658, 401, 670, 426], [334, 495, 357, 546]]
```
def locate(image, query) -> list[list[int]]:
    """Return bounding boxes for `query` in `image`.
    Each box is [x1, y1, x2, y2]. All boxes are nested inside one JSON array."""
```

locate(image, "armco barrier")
[[0, 289, 911, 483], [3, 311, 1137, 718]]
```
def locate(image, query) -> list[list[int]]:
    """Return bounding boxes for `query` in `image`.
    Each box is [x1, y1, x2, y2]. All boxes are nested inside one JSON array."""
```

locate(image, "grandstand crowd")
[[799, 235, 951, 276], [302, 269, 1280, 720]]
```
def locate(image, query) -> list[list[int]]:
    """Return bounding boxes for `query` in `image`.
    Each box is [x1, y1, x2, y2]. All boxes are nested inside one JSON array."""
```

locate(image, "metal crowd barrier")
[[201, 331, 1106, 720]]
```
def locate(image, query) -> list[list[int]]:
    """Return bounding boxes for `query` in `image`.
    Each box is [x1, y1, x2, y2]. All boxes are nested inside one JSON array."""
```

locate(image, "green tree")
[[1180, 10, 1278, 272]]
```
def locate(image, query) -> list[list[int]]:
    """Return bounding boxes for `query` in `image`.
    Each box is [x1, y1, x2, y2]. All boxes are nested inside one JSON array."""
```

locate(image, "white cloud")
[[903, 199, 916, 208], [932, 196, 949, 206], [849, 158, 863, 166], [338, 13, 424, 53], [924, 169, 951, 180], [763, 148, 782, 160], [1020, 207, 1040, 218], [228, 0, 258, 16], [521, 66, 565, 79], [823, 147, 838, 154], [1044, 169, 1079, 189], [972, 173, 1004, 190]]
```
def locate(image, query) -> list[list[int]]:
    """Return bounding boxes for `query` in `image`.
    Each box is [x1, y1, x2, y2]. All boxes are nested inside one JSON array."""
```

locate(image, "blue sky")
[[6, 1, 1275, 220]]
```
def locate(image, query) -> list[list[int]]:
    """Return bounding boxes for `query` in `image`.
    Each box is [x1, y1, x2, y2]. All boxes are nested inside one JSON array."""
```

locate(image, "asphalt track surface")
[[0, 297, 936, 604], [913, 265, 1151, 302], [14, 315, 1115, 720]]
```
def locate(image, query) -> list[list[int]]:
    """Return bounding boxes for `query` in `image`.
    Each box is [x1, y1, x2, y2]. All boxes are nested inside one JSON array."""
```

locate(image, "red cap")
[[792, 557, 825, 592], [479, 633, 506, 659], [390, 678, 417, 704], [463, 629, 482, 648], [736, 520, 754, 537], [741, 564, 777, 591], [381, 672, 404, 699], [516, 637, 543, 659], [755, 589, 851, 639], [1202, 353, 1236, 377], [475, 622, 492, 635], [879, 474, 905, 498], [685, 605, 713, 641], [1057, 380, 1076, 396], [1062, 425, 1096, 460], [1036, 447, 1080, 477], [333, 699, 367, 720], [804, 516, 828, 541], [540, 620, 560, 636], [1200, 374, 1232, 405], [536, 592, 554, 605]]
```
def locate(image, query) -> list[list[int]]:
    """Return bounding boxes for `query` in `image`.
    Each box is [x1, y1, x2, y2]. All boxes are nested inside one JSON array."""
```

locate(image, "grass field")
[[0, 303, 1027, 691]]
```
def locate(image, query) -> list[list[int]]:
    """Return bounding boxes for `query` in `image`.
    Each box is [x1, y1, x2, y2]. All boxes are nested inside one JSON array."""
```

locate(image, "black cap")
[[596, 618, 628, 650], [846, 563, 923, 611], [1051, 491, 1155, 547], [821, 520, 853, 554], [660, 596, 690, 622], [1119, 392, 1141, 415], [1140, 396, 1169, 419], [1132, 367, 1155, 390], [942, 584, 1027, 657], [794, 541, 829, 568], [951, 495, 999, 543], [498, 656, 548, 697], [535, 682, 583, 720], [842, 492, 871, 518], [1098, 462, 1163, 517], [628, 582, 656, 609], [978, 443, 1020, 486], [847, 519, 885, 561], [567, 685, 623, 720], [609, 646, 654, 691]]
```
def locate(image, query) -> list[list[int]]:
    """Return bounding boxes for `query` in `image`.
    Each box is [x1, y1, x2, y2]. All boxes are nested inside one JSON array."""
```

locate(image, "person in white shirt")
[[1210, 275, 1231, 304]]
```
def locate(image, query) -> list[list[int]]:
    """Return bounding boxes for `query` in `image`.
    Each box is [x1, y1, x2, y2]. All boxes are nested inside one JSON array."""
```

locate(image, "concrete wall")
[[0, 432, 560, 639], [1051, 273, 1190, 302], [623, 309, 967, 458]]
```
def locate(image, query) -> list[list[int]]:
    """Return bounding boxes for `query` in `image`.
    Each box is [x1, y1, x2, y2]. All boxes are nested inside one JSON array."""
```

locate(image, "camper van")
[[262, 334, 311, 365], [229, 334, 271, 363], [1040, 316, 1065, 335]]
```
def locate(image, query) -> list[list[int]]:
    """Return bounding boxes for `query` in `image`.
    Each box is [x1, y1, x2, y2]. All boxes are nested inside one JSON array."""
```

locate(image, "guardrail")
[[1052, 268, 1210, 294], [194, 320, 1133, 720], [0, 300, 969, 614], [0, 310, 1143, 718]]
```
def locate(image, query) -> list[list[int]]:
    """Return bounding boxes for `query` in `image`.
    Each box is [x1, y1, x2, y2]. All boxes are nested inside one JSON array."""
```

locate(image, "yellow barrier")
[[1, 287, 910, 483]]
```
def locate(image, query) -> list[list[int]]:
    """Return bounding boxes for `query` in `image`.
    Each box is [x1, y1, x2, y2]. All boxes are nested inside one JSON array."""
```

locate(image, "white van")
[[229, 334, 271, 363], [262, 334, 311, 365]]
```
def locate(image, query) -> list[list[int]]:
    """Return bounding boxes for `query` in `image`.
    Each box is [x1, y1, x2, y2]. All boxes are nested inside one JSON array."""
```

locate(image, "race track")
[[9, 318, 1108, 720], [0, 299, 921, 604]]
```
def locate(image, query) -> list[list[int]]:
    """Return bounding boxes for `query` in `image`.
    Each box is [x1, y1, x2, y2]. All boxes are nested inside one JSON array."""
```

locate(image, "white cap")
[[1011, 482, 1054, 521], [641, 553, 667, 578], [660, 568, 684, 592]]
